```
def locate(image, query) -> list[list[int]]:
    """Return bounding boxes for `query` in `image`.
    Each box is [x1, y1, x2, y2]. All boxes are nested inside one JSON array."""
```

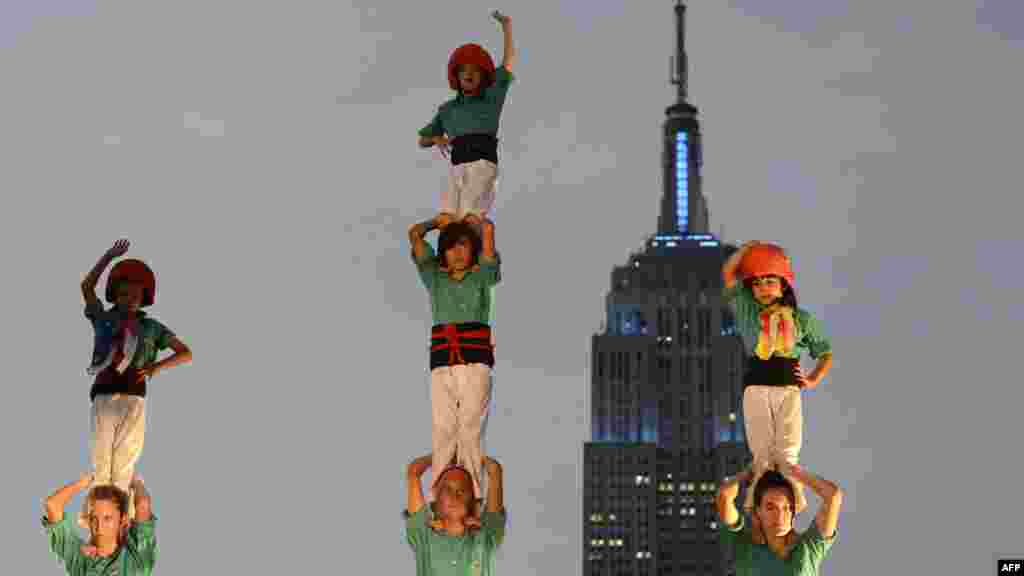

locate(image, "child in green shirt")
[[79, 239, 192, 524], [418, 11, 517, 225], [43, 472, 157, 575], [405, 454, 507, 576], [408, 214, 500, 516], [722, 241, 835, 513]]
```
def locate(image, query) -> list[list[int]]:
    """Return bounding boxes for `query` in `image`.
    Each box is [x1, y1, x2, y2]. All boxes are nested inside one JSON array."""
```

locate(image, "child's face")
[[436, 470, 473, 521], [444, 238, 474, 273], [458, 64, 483, 94], [116, 282, 144, 310], [756, 489, 794, 536], [88, 498, 127, 546], [750, 276, 783, 305]]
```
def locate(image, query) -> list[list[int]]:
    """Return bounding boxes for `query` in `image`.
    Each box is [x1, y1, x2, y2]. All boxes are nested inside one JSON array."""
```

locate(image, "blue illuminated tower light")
[[676, 131, 689, 233]]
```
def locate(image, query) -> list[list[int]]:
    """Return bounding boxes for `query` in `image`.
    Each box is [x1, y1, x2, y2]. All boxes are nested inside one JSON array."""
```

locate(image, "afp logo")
[[999, 559, 1023, 574]]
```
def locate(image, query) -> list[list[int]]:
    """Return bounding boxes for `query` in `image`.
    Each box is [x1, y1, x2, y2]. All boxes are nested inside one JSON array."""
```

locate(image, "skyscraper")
[[583, 3, 752, 575]]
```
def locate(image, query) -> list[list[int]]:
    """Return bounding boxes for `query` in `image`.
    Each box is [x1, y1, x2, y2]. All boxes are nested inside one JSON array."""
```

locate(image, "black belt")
[[743, 356, 801, 388], [450, 134, 499, 165]]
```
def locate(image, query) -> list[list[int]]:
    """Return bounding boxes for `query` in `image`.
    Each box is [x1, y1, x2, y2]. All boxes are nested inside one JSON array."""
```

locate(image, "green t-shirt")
[[722, 283, 833, 360], [404, 506, 506, 576], [85, 301, 177, 369], [419, 68, 515, 140], [414, 244, 500, 325], [41, 514, 157, 575], [719, 516, 836, 576]]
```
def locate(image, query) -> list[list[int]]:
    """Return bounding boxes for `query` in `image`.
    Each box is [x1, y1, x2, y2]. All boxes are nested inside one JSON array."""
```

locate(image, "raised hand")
[[492, 10, 510, 26], [105, 239, 130, 259]]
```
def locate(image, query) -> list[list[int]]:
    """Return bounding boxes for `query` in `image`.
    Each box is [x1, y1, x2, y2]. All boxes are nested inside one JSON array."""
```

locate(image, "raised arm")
[[82, 240, 129, 306], [483, 457, 504, 513], [408, 214, 448, 262], [131, 476, 153, 522], [715, 469, 753, 527], [45, 473, 93, 523], [481, 219, 496, 260], [406, 454, 433, 514], [722, 241, 758, 289], [463, 214, 496, 261], [781, 462, 843, 538], [492, 12, 516, 72]]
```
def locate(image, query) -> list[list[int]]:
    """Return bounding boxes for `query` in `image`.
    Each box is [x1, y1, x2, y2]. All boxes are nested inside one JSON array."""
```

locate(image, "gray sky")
[[3, 0, 1022, 573]]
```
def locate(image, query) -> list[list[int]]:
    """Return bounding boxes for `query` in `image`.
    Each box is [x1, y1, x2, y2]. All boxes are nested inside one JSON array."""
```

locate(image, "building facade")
[[583, 3, 753, 575]]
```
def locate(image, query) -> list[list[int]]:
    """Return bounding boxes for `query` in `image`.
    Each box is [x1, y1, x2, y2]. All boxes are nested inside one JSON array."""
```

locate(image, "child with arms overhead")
[[408, 213, 500, 516], [405, 454, 506, 576]]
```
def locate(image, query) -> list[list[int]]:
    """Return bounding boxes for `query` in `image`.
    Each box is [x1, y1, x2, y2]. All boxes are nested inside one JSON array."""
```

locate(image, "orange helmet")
[[738, 243, 794, 287], [105, 259, 156, 307], [448, 43, 496, 91]]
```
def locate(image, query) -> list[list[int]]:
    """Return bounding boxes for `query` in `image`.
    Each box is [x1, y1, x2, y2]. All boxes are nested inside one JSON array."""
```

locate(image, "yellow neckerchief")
[[754, 303, 797, 360]]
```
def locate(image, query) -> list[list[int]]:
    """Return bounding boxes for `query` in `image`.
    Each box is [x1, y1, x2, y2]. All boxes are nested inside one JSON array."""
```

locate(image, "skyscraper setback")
[[583, 3, 751, 575]]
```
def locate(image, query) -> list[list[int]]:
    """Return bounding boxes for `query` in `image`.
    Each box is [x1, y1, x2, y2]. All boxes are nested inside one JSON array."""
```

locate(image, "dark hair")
[[753, 470, 796, 513], [744, 276, 798, 308], [88, 485, 129, 517], [436, 222, 481, 269]]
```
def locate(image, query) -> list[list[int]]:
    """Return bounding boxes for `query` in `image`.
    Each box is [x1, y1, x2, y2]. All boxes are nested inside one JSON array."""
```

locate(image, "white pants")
[[81, 394, 145, 526], [441, 160, 498, 220], [742, 385, 807, 513], [430, 364, 493, 501]]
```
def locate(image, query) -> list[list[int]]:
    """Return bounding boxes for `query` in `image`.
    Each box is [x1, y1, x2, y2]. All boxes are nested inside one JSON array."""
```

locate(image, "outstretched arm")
[[483, 457, 504, 513], [780, 462, 843, 538], [45, 473, 93, 524], [715, 468, 753, 527], [82, 240, 129, 306], [407, 454, 433, 514], [492, 12, 516, 72]]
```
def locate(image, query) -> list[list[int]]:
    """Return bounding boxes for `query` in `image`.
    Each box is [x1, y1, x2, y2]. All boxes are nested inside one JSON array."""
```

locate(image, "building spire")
[[671, 0, 688, 105]]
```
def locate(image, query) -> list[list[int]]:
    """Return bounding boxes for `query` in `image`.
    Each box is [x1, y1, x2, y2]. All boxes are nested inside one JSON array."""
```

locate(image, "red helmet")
[[105, 259, 156, 307], [738, 243, 795, 287], [448, 43, 496, 91]]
